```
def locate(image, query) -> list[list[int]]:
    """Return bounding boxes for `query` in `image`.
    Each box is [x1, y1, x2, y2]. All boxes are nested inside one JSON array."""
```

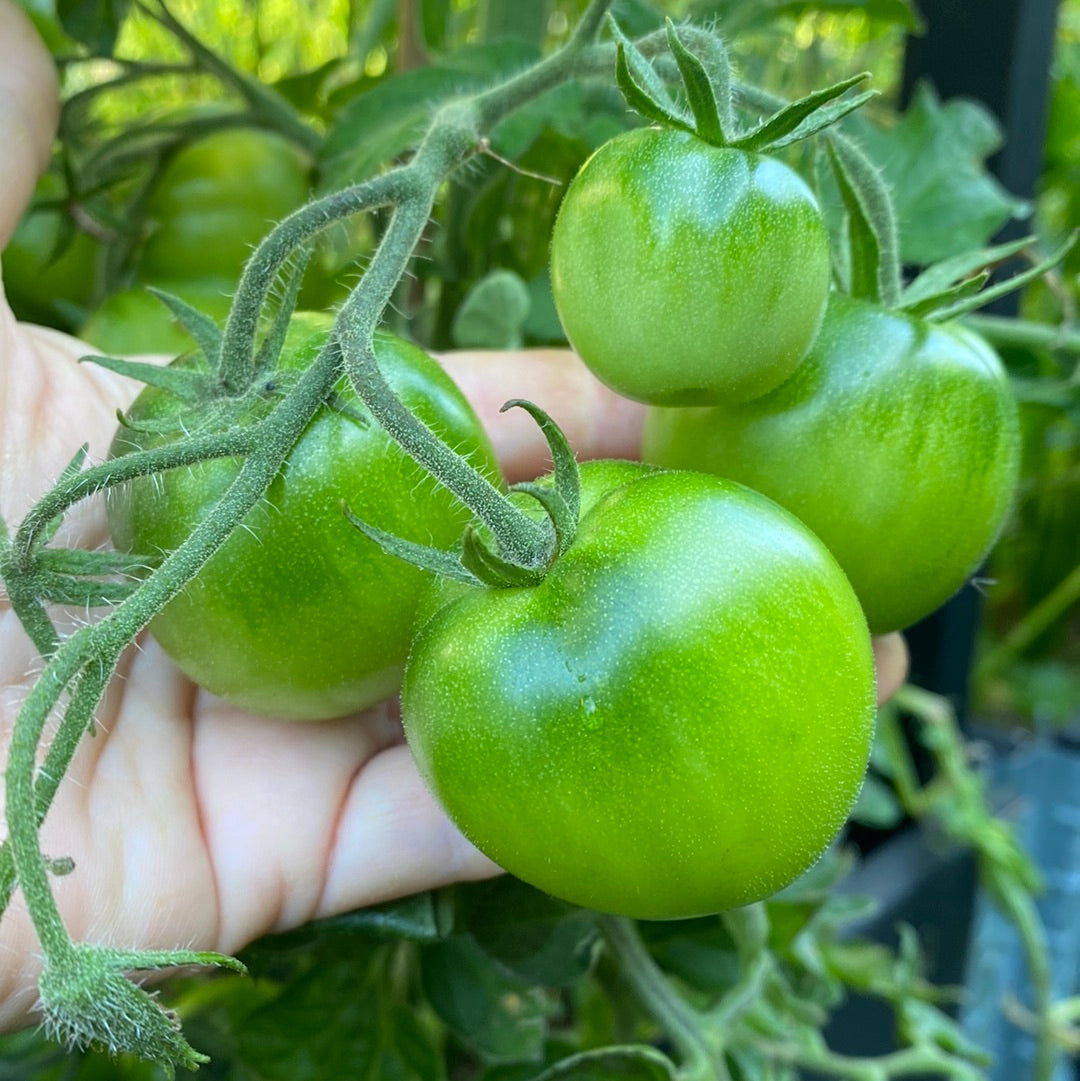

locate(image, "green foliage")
[[844, 82, 1028, 265]]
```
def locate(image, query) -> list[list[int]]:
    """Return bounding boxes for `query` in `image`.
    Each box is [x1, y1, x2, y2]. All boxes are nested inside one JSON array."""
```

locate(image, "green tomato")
[[139, 128, 313, 286], [2, 173, 101, 330], [643, 294, 1022, 633], [80, 279, 234, 356], [106, 312, 501, 720], [548, 126, 831, 406], [403, 462, 876, 919]]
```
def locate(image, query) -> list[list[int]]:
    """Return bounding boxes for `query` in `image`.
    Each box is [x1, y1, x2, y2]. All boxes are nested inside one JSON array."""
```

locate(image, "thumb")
[[0, 0, 59, 251]]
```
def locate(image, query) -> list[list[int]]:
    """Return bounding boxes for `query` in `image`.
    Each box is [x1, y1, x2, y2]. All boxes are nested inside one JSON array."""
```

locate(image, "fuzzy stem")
[[965, 313, 1080, 357], [597, 916, 724, 1081], [4, 343, 341, 967], [975, 559, 1080, 682], [11, 428, 257, 574]]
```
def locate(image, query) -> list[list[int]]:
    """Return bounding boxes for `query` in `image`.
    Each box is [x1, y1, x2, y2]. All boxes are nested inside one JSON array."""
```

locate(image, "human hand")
[[0, 0, 906, 1033]]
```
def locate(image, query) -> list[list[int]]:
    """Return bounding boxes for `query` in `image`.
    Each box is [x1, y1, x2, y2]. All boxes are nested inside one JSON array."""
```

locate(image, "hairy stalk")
[[975, 559, 1080, 681], [336, 165, 552, 568], [218, 170, 414, 393], [597, 916, 723, 1081], [4, 342, 341, 996], [965, 312, 1080, 357], [2, 2, 622, 1064], [336, 4, 617, 568], [11, 428, 258, 573]]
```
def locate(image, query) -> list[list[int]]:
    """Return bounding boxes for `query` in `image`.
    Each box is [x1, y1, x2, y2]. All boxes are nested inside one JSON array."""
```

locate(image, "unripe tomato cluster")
[[107, 119, 1020, 923]]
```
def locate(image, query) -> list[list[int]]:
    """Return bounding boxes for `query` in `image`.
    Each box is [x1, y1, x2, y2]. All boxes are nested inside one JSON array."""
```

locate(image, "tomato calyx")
[[344, 399, 582, 590], [611, 18, 873, 154]]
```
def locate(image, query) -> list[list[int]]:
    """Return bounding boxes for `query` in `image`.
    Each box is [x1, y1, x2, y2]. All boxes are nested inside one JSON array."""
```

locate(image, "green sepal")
[[34, 548, 152, 607], [460, 524, 548, 588], [36, 445, 91, 549], [145, 286, 224, 368], [665, 19, 726, 144], [609, 19, 692, 134], [341, 501, 480, 585], [253, 246, 311, 378], [732, 73, 872, 152], [926, 231, 1078, 323], [112, 407, 188, 437], [899, 235, 1035, 311], [825, 135, 903, 307], [902, 272, 990, 319], [37, 942, 245, 1078], [511, 482, 575, 558], [80, 354, 207, 403], [500, 399, 580, 531]]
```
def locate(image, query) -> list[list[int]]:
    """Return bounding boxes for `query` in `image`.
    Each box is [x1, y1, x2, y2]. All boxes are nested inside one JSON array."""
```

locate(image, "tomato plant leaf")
[[609, 0, 666, 36], [420, 936, 551, 1062], [451, 269, 532, 349], [321, 44, 537, 190], [528, 1045, 678, 1081], [454, 878, 599, 989], [54, 0, 128, 54], [845, 83, 1028, 266], [236, 949, 444, 1081], [664, 19, 726, 144], [732, 73, 871, 152]]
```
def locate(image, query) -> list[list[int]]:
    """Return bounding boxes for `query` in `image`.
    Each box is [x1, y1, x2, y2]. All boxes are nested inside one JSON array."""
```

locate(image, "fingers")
[[439, 348, 646, 482], [873, 632, 908, 705], [0, 0, 59, 251]]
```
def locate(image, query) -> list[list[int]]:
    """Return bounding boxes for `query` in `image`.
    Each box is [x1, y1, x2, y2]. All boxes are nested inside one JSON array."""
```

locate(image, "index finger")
[[0, 0, 59, 251]]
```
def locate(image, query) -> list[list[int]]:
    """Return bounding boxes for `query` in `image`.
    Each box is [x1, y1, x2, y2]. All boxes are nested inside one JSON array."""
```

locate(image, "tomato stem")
[[597, 916, 727, 1081]]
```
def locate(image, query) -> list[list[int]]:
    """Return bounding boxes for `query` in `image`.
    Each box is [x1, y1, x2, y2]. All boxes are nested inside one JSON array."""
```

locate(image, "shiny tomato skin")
[[402, 463, 876, 919], [106, 312, 501, 720], [549, 126, 831, 406], [642, 294, 1022, 633]]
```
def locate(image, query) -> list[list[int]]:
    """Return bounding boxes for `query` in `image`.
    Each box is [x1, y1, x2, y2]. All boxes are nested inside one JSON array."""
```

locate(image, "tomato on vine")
[[550, 127, 831, 406], [548, 24, 871, 406], [402, 461, 876, 919], [643, 294, 1022, 633], [106, 312, 501, 720]]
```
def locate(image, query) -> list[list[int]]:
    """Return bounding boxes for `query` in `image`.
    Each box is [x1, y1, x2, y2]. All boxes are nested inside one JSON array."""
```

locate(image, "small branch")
[[964, 313, 1080, 356], [975, 560, 1080, 682], [597, 916, 723, 1081]]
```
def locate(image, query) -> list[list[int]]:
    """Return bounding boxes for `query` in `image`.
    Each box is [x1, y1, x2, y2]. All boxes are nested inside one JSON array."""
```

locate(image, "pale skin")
[[0, 0, 908, 1032]]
